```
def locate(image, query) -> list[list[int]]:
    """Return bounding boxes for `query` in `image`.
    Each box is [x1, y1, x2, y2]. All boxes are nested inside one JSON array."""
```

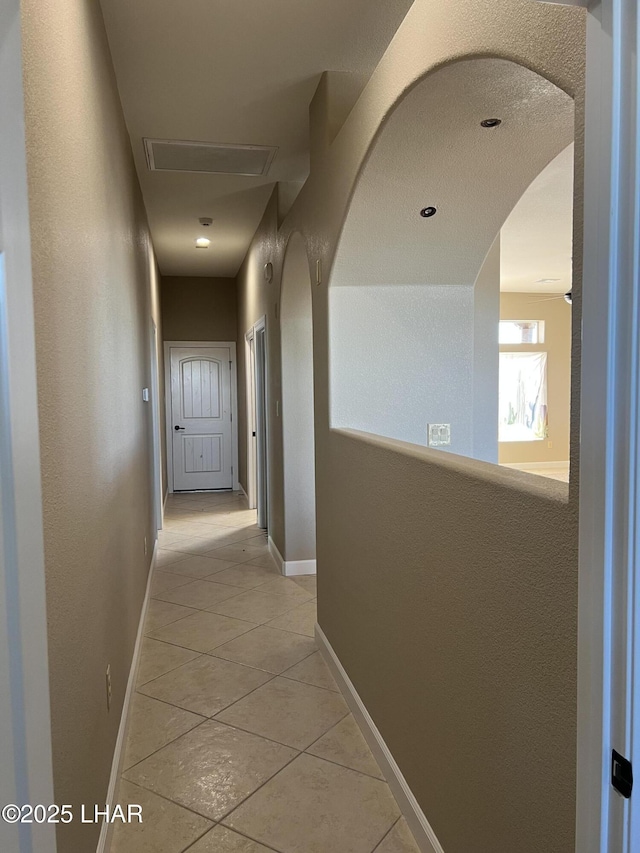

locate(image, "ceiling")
[[500, 143, 574, 293], [99, 0, 414, 278], [331, 58, 574, 289]]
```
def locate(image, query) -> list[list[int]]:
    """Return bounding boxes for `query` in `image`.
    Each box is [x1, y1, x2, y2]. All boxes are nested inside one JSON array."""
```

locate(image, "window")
[[499, 352, 548, 442], [499, 320, 545, 344]]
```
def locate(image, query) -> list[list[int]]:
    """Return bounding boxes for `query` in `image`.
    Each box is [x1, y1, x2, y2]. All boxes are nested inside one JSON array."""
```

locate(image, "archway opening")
[[329, 57, 575, 476], [280, 232, 316, 567]]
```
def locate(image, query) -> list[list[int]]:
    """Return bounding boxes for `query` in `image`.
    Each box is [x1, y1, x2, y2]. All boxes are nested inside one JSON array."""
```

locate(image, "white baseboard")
[[315, 625, 444, 853], [96, 541, 157, 853], [238, 483, 249, 501], [283, 558, 316, 577], [268, 536, 317, 577]]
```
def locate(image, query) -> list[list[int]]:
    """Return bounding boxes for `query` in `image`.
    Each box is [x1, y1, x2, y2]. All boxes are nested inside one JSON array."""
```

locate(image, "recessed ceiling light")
[[536, 278, 560, 283], [195, 237, 210, 248], [420, 206, 437, 218], [480, 118, 502, 128]]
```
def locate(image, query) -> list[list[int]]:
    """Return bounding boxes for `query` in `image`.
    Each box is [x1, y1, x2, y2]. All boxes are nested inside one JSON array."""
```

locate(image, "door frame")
[[0, 4, 57, 850], [574, 0, 640, 851], [245, 317, 269, 526], [164, 341, 239, 493]]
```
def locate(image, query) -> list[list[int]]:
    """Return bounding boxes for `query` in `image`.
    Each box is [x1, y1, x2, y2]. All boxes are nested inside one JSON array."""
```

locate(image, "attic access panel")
[[143, 138, 278, 177]]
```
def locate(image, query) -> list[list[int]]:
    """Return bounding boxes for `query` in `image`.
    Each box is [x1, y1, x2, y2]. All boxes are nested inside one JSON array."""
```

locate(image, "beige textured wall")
[[499, 292, 572, 464], [20, 1, 161, 850], [161, 276, 237, 342], [234, 1, 585, 850]]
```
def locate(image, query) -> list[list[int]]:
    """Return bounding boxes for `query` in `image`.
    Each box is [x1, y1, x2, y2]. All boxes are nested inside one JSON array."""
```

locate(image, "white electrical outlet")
[[427, 423, 451, 447], [106, 664, 112, 711]]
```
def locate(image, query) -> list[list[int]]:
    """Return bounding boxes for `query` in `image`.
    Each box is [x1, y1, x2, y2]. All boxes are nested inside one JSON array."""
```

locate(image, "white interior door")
[[170, 346, 233, 491]]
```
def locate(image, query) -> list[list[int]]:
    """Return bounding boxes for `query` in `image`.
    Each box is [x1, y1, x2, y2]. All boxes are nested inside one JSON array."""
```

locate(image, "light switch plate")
[[427, 423, 451, 447], [142, 388, 149, 402]]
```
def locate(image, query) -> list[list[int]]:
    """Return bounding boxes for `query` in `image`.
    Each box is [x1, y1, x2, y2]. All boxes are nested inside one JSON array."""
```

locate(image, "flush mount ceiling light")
[[420, 206, 437, 218], [195, 237, 210, 249], [480, 118, 502, 128]]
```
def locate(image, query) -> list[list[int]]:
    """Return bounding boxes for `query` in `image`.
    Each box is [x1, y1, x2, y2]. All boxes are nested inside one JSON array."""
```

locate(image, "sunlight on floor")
[[501, 462, 569, 483]]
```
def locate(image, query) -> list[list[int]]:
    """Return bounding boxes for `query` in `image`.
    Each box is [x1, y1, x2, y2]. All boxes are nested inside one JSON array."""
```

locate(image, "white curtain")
[[498, 351, 548, 442]]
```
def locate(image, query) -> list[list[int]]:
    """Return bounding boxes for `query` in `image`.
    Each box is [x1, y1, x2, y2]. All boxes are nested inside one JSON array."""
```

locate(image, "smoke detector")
[[199, 217, 213, 227]]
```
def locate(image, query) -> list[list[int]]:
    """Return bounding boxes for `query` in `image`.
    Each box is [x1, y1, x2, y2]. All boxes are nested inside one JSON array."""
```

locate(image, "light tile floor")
[[501, 461, 570, 482], [111, 491, 419, 853]]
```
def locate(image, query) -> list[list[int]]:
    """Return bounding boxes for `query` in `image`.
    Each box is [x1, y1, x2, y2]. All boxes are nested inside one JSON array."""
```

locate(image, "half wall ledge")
[[331, 428, 569, 504]]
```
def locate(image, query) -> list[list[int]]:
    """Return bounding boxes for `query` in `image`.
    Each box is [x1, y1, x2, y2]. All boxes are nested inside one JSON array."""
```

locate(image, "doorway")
[[165, 341, 239, 492], [245, 318, 268, 530]]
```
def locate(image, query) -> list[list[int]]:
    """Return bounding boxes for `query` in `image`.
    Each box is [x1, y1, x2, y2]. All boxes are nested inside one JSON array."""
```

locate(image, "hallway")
[[111, 493, 418, 853]]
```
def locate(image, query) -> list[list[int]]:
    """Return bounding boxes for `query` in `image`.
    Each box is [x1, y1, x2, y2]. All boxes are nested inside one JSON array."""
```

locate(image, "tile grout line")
[[301, 745, 387, 783], [146, 614, 262, 644], [206, 633, 319, 674], [124, 651, 333, 776], [180, 822, 286, 853], [121, 714, 211, 776], [119, 776, 218, 833], [370, 816, 404, 853], [154, 588, 309, 621], [147, 619, 318, 667], [125, 647, 323, 766], [206, 709, 350, 753], [129, 496, 377, 853], [135, 666, 281, 721], [124, 729, 304, 831], [135, 648, 205, 690], [152, 584, 252, 610]]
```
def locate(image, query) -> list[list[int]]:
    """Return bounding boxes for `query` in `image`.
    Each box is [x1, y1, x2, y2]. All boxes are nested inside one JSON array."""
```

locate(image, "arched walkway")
[[329, 57, 574, 464]]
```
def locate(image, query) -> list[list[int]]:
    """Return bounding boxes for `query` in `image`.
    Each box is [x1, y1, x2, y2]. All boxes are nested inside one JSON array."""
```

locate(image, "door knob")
[[174, 425, 186, 431]]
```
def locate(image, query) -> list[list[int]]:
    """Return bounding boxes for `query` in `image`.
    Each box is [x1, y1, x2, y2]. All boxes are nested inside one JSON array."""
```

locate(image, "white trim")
[[245, 318, 269, 526], [268, 536, 316, 577], [283, 559, 317, 577], [316, 625, 444, 853], [164, 341, 239, 494], [577, 1, 640, 850], [244, 329, 257, 510], [238, 483, 249, 502], [96, 541, 157, 853]]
